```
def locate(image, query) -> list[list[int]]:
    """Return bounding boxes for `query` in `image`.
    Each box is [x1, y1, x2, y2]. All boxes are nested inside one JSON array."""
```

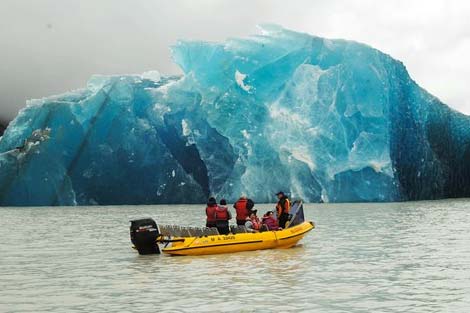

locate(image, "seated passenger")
[[245, 210, 261, 233], [205, 197, 217, 228], [215, 199, 232, 235], [262, 211, 280, 230]]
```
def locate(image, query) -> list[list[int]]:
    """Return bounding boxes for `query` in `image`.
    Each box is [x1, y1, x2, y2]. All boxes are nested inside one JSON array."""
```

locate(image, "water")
[[1, 200, 470, 312]]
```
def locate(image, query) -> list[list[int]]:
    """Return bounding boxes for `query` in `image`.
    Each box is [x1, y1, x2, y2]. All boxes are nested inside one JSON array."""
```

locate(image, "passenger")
[[262, 211, 280, 230], [234, 195, 255, 226], [205, 197, 217, 228], [275, 191, 291, 228], [245, 210, 261, 233], [215, 199, 232, 235]]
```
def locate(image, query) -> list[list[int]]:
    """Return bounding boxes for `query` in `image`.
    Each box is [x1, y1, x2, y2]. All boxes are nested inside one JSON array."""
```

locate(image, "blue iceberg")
[[1, 25, 470, 206]]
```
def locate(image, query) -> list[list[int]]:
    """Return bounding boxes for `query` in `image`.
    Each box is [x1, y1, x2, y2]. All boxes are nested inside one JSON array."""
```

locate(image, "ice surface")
[[2, 25, 470, 206]]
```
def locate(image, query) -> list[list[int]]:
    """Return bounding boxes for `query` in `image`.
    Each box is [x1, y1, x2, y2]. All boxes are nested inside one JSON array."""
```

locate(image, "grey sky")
[[1, 0, 469, 122]]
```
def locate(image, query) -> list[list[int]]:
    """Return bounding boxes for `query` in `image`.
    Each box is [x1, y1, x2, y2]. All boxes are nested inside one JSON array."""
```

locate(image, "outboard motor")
[[130, 218, 160, 255]]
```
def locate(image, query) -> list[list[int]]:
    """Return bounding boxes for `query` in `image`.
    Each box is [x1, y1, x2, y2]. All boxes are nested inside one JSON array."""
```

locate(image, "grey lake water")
[[1, 200, 470, 312]]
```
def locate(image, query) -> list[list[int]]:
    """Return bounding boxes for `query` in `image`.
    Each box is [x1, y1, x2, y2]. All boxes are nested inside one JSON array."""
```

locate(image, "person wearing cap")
[[262, 210, 279, 230], [245, 210, 261, 232], [275, 191, 291, 228], [233, 195, 255, 226], [214, 199, 232, 235]]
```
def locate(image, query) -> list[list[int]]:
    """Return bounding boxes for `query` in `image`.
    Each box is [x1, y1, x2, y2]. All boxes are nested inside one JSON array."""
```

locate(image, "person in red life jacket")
[[233, 195, 255, 226], [245, 210, 261, 232], [215, 199, 232, 235], [275, 191, 291, 228], [205, 197, 218, 228], [262, 210, 280, 230]]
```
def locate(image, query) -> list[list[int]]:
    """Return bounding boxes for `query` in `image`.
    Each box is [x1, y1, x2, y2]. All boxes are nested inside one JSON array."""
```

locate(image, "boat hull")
[[161, 221, 314, 256]]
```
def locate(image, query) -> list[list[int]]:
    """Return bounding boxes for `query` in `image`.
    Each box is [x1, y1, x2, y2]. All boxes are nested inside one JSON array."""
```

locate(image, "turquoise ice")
[[1, 25, 470, 205]]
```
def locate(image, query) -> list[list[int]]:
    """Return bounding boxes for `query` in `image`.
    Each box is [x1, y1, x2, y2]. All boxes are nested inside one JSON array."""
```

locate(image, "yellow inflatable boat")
[[160, 220, 314, 256], [130, 201, 314, 256]]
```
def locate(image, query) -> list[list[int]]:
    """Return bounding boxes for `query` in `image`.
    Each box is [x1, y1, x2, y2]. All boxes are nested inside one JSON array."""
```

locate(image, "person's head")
[[276, 191, 285, 199], [207, 197, 217, 206], [249, 210, 257, 218], [265, 210, 274, 217], [239, 193, 247, 200], [220, 199, 227, 206]]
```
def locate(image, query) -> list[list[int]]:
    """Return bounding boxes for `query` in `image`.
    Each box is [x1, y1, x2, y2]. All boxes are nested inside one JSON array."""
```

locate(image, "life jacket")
[[276, 197, 291, 217], [215, 206, 229, 221], [234, 198, 249, 221], [206, 205, 217, 222], [251, 216, 261, 230]]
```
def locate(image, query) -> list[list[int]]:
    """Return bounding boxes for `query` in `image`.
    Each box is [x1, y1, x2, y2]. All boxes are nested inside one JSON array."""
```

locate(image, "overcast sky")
[[1, 0, 469, 123]]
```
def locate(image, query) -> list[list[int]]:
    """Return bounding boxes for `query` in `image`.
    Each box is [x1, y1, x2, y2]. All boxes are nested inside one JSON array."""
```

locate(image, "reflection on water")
[[1, 200, 470, 312]]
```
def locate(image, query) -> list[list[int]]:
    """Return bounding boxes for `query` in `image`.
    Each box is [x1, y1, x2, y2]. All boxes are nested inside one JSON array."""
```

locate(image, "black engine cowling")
[[130, 218, 160, 255]]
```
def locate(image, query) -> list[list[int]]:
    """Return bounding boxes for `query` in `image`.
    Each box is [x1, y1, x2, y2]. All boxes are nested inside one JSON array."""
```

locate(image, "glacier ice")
[[1, 25, 470, 206]]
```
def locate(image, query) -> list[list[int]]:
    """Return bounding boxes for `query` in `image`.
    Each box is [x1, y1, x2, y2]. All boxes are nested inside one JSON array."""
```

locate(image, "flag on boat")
[[287, 200, 305, 228]]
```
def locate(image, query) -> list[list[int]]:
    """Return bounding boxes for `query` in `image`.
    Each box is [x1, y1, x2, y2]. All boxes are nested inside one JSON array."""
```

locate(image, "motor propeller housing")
[[130, 218, 160, 255]]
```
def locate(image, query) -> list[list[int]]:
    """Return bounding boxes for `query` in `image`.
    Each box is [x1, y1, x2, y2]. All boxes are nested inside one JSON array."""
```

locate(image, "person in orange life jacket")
[[205, 197, 218, 228], [276, 191, 291, 228], [215, 199, 232, 235], [262, 210, 280, 230], [245, 210, 261, 233], [233, 195, 255, 225]]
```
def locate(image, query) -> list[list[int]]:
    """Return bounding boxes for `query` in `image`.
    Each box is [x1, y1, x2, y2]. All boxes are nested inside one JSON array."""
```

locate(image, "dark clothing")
[[206, 221, 217, 228], [246, 198, 254, 210], [216, 220, 230, 235], [236, 219, 246, 226], [278, 212, 290, 229]]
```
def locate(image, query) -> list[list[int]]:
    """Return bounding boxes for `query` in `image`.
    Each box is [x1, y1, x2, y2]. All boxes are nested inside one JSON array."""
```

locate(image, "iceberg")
[[1, 25, 470, 206]]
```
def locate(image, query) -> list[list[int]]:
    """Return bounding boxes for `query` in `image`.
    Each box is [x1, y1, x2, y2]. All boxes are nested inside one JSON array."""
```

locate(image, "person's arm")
[[285, 199, 291, 213], [228, 210, 232, 220]]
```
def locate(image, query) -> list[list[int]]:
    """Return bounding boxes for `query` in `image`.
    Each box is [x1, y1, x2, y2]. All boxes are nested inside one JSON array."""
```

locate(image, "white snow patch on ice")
[[291, 147, 316, 171], [181, 119, 191, 136], [369, 160, 388, 173], [235, 70, 253, 93], [141, 70, 161, 82], [321, 189, 329, 203], [241, 129, 250, 140]]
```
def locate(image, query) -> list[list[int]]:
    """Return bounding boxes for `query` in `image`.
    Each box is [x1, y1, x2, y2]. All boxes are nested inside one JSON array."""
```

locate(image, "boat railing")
[[158, 224, 220, 237], [230, 225, 248, 234], [158, 224, 251, 237]]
